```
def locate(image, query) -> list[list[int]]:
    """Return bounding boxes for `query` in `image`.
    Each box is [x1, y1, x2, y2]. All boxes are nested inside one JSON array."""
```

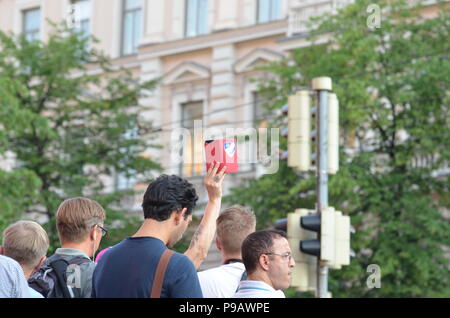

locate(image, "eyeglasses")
[[95, 224, 108, 237], [263, 252, 292, 262]]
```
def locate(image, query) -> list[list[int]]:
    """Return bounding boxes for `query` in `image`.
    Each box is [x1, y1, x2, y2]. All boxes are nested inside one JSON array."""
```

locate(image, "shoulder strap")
[[50, 259, 72, 298], [69, 256, 91, 266], [150, 249, 175, 298]]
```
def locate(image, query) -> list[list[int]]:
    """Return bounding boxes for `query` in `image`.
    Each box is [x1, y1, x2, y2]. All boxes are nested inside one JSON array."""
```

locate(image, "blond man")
[[29, 197, 106, 298], [1, 221, 49, 298], [197, 205, 256, 297]]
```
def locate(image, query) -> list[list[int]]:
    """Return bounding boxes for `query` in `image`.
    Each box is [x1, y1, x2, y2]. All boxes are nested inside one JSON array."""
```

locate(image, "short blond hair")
[[56, 197, 106, 244], [216, 205, 256, 255], [2, 221, 50, 268]]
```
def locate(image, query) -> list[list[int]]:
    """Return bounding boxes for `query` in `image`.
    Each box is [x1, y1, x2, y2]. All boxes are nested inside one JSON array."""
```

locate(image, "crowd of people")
[[0, 163, 295, 298]]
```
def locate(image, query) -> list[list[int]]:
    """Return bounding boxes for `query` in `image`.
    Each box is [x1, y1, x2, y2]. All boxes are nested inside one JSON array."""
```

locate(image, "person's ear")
[[175, 208, 187, 225], [180, 207, 187, 219], [259, 253, 270, 271], [215, 236, 222, 252], [0, 245, 4, 255], [35, 256, 46, 272], [90, 226, 97, 241]]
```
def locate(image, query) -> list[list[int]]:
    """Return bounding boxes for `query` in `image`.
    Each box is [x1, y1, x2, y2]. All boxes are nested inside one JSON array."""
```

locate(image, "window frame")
[[120, 0, 143, 56], [180, 100, 204, 177], [256, 0, 281, 24], [22, 7, 41, 41], [70, 0, 92, 39], [184, 0, 208, 38]]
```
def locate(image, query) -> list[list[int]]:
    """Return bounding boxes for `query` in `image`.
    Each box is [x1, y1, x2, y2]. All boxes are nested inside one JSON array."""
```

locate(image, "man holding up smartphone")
[[92, 163, 226, 297]]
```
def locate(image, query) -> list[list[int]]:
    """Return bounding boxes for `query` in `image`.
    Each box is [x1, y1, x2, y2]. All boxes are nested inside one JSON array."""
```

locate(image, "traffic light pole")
[[316, 88, 329, 298]]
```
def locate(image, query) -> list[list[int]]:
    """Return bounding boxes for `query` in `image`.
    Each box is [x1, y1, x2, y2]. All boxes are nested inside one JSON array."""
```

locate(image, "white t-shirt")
[[233, 280, 286, 298], [198, 262, 246, 298]]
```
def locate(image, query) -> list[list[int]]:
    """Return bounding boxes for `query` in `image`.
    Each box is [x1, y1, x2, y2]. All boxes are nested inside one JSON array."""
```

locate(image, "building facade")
[[0, 0, 361, 205]]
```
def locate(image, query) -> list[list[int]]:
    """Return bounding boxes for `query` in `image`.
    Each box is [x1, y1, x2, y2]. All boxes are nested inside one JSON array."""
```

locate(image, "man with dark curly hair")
[[92, 163, 226, 298]]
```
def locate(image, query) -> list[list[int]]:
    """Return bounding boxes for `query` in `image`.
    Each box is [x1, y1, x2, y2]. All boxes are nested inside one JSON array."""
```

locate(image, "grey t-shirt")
[[0, 255, 31, 298], [44, 248, 96, 298]]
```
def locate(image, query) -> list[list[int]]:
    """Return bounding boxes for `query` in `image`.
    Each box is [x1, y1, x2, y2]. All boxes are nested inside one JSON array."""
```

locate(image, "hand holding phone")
[[204, 139, 238, 173]]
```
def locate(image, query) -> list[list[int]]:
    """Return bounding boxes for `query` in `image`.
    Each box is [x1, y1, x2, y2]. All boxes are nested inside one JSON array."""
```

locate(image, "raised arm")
[[184, 162, 226, 269]]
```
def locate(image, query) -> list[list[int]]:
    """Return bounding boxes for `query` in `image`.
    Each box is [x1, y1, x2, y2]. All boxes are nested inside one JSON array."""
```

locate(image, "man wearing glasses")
[[234, 230, 295, 298], [29, 197, 107, 298]]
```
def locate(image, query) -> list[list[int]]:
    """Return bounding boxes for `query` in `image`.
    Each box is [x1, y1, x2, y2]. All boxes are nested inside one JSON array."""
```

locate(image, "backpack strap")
[[149, 249, 175, 298], [50, 259, 72, 298]]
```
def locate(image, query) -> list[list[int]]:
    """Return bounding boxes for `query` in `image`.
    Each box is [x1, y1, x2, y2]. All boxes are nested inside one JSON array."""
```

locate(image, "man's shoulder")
[[44, 251, 94, 276], [169, 251, 194, 266], [234, 280, 286, 298], [198, 263, 245, 278], [46, 251, 92, 265], [0, 255, 25, 283], [0, 255, 21, 271], [28, 286, 44, 298], [165, 251, 197, 277]]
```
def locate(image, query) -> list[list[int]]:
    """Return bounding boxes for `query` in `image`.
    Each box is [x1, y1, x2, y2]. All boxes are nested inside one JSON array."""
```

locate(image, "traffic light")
[[281, 77, 346, 297], [299, 206, 336, 262], [328, 93, 339, 174], [287, 209, 317, 293], [283, 90, 339, 174], [285, 207, 352, 292], [329, 210, 351, 269], [295, 207, 351, 267], [287, 90, 311, 171]]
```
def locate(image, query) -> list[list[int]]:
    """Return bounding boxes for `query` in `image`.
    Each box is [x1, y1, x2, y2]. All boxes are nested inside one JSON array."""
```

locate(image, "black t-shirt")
[[91, 237, 202, 298]]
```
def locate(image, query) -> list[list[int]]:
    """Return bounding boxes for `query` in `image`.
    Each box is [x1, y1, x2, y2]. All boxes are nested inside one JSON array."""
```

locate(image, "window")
[[23, 8, 40, 41], [181, 101, 204, 177], [185, 0, 208, 38], [253, 92, 268, 128], [122, 0, 143, 55], [71, 0, 91, 38], [257, 0, 281, 24], [253, 92, 267, 170]]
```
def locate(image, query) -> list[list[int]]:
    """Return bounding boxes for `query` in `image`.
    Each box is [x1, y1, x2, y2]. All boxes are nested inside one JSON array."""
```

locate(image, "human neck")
[[133, 219, 171, 246], [247, 271, 274, 289], [21, 266, 34, 280], [61, 241, 93, 258], [221, 253, 243, 264]]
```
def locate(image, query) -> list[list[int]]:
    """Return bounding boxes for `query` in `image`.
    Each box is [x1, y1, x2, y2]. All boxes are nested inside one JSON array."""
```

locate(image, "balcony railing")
[[287, 0, 354, 37]]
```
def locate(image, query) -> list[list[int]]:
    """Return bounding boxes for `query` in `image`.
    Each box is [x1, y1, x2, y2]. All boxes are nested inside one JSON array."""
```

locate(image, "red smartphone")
[[204, 139, 238, 173]]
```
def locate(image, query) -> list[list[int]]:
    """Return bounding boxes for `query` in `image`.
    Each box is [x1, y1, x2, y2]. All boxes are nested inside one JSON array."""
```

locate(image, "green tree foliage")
[[227, 0, 450, 297], [0, 25, 160, 252]]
